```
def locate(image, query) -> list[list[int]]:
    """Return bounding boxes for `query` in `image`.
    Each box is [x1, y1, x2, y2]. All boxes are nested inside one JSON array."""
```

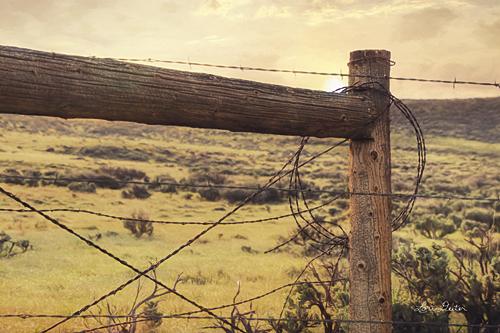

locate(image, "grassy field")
[[0, 101, 499, 333]]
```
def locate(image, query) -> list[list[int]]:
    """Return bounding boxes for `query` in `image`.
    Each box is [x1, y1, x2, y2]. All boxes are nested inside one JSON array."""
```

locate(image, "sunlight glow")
[[324, 77, 345, 92]]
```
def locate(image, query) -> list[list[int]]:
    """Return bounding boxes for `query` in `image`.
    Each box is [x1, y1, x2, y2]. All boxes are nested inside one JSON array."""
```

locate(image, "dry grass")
[[0, 115, 498, 332]]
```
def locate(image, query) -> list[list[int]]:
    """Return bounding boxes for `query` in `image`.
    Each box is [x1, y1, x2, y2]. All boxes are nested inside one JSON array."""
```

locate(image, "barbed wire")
[[111, 56, 500, 88], [35, 138, 336, 333], [0, 280, 345, 321], [1, 175, 498, 204], [0, 198, 340, 226], [1, 79, 496, 333], [0, 185, 242, 333], [78, 317, 500, 333], [1, 139, 329, 332], [2, 312, 497, 329]]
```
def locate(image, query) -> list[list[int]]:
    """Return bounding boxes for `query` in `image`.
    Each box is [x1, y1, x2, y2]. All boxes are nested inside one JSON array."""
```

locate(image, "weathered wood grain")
[[0, 45, 377, 138], [348, 50, 392, 333]]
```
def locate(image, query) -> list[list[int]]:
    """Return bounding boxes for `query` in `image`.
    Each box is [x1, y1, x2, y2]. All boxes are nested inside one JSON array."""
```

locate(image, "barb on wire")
[[46, 137, 351, 333], [0, 185, 239, 333], [39, 138, 316, 333], [111, 56, 500, 88], [0, 197, 340, 227]]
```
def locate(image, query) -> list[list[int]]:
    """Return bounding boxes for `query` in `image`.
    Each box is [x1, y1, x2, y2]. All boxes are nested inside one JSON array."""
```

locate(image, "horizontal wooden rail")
[[0, 45, 376, 138]]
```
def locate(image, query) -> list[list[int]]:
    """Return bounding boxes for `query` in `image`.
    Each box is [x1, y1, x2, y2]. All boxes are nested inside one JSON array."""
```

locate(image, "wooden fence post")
[[348, 50, 392, 333]]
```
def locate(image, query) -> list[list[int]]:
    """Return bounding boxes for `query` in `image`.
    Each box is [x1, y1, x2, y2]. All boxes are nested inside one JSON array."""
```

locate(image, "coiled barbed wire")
[[0, 83, 435, 333]]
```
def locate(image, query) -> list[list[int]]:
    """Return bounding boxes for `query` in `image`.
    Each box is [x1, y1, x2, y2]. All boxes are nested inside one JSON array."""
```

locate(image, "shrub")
[[1, 169, 24, 185], [22, 170, 41, 187], [438, 220, 456, 237], [123, 210, 153, 238], [392, 244, 451, 310], [445, 231, 499, 331], [241, 245, 258, 254], [222, 187, 285, 204], [188, 171, 226, 185], [181, 271, 211, 285], [198, 188, 221, 201], [222, 189, 249, 203], [91, 174, 123, 189], [461, 220, 489, 237], [328, 207, 340, 216], [448, 214, 462, 228], [0, 231, 31, 258], [393, 235, 412, 249], [392, 303, 449, 333], [233, 234, 248, 240], [432, 182, 469, 195], [414, 217, 439, 238], [41, 171, 71, 186], [464, 208, 493, 225], [98, 166, 146, 181], [68, 182, 96, 193], [148, 175, 177, 193], [122, 185, 151, 199], [430, 203, 452, 217], [78, 145, 150, 161], [393, 238, 499, 331], [335, 199, 349, 210], [253, 187, 283, 204], [414, 216, 456, 239]]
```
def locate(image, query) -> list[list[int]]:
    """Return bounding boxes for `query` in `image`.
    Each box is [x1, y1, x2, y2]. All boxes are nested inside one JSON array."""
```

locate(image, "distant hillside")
[[392, 97, 500, 143], [0, 96, 499, 142]]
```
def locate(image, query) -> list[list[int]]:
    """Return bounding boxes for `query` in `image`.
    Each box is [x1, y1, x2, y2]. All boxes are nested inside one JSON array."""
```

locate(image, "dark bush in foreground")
[[392, 303, 449, 333]]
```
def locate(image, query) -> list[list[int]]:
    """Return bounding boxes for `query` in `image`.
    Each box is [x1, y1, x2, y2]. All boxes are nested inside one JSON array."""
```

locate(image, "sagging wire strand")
[[32, 137, 349, 333], [111, 56, 500, 88], [0, 82, 426, 332]]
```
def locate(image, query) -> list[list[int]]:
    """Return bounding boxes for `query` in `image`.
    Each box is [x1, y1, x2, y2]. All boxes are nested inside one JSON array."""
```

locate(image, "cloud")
[[0, 0, 498, 98], [475, 18, 500, 46], [394, 7, 457, 42], [254, 5, 292, 19]]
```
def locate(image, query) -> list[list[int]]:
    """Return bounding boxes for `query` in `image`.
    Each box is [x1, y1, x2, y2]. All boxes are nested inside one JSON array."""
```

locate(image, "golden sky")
[[2, 0, 500, 99]]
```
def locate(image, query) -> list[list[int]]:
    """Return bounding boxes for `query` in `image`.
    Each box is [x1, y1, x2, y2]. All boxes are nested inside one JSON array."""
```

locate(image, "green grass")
[[0, 115, 499, 332]]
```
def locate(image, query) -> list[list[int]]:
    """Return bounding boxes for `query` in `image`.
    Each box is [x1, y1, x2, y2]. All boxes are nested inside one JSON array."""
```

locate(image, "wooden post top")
[[349, 49, 391, 63]]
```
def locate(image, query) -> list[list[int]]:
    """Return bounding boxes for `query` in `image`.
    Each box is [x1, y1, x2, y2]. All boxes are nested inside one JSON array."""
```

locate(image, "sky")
[[1, 0, 500, 99]]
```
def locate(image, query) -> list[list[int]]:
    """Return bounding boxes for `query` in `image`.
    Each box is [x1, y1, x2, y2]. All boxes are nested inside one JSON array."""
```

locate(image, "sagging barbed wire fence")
[[0, 46, 499, 333], [110, 56, 500, 89]]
